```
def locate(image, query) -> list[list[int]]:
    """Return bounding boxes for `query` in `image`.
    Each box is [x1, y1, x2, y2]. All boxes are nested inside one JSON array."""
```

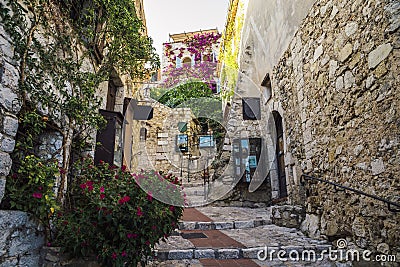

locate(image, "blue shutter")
[[191, 55, 195, 66], [176, 57, 182, 68]]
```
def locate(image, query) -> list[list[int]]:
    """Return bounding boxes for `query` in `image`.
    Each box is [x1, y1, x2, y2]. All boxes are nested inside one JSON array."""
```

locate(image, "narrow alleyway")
[[147, 206, 338, 267]]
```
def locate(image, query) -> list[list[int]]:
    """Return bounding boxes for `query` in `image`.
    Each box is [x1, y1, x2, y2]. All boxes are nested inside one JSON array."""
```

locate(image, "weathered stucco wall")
[[239, 0, 317, 90], [272, 0, 399, 254]]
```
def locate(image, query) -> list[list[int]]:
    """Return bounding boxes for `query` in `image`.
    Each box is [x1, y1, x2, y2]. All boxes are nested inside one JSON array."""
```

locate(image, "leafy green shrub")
[[2, 155, 60, 237], [54, 158, 184, 266]]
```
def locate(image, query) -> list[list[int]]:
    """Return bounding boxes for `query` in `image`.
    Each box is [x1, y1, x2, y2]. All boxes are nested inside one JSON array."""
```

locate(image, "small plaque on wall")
[[176, 134, 188, 152]]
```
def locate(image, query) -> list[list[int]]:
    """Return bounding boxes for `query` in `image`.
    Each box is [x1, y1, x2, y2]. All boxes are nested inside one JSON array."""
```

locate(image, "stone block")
[[18, 252, 41, 267], [242, 247, 263, 259], [368, 43, 392, 69], [300, 214, 320, 238], [1, 136, 15, 153], [2, 116, 18, 137], [0, 257, 18, 267], [2, 62, 19, 90], [0, 85, 20, 113], [157, 140, 168, 145], [344, 71, 355, 89], [157, 132, 169, 138], [0, 176, 5, 204], [345, 22, 358, 37], [328, 61, 338, 81], [234, 220, 254, 229], [178, 221, 196, 230], [214, 221, 234, 230], [167, 249, 193, 260], [330, 5, 339, 19], [217, 249, 239, 259], [338, 43, 353, 62], [194, 249, 215, 259], [335, 76, 344, 91], [197, 222, 213, 230], [9, 231, 45, 257], [0, 152, 12, 176], [313, 45, 323, 62], [155, 250, 168, 261], [371, 158, 385, 175]]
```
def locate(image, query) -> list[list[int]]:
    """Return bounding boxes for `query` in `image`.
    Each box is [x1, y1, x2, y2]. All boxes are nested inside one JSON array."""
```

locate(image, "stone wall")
[[0, 1, 144, 265], [0, 211, 45, 266], [134, 100, 205, 181], [0, 39, 20, 204], [272, 0, 399, 254]]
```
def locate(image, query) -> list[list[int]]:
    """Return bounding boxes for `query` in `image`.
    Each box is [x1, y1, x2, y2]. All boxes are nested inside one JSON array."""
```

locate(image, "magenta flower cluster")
[[163, 61, 217, 89], [164, 32, 221, 64]]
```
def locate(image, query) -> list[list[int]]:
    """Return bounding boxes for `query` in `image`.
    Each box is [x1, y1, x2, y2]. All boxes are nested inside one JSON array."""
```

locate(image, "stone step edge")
[[177, 219, 272, 230], [154, 245, 333, 261]]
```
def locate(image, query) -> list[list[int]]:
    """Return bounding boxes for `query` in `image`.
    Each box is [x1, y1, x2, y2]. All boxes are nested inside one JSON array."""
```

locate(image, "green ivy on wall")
[[219, 0, 246, 101]]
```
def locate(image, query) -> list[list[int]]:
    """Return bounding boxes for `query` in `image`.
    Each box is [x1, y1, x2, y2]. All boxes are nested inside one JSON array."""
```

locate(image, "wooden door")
[[273, 111, 287, 198]]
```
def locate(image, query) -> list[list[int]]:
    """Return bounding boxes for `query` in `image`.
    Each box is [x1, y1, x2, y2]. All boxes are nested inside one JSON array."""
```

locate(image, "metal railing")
[[300, 174, 400, 212]]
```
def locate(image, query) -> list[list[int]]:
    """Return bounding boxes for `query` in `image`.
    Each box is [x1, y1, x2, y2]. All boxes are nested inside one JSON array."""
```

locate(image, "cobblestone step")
[[183, 187, 206, 196], [178, 218, 271, 230], [154, 208, 336, 266], [154, 244, 333, 261]]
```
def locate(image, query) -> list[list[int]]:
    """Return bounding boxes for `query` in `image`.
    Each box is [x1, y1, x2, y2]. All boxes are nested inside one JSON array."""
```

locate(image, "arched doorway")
[[272, 111, 288, 198]]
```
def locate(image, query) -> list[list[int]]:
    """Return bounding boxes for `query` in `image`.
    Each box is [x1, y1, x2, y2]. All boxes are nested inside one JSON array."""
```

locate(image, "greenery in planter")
[[54, 158, 184, 266]]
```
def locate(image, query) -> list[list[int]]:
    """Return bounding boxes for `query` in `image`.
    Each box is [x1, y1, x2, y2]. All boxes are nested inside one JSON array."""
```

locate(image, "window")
[[191, 55, 196, 66], [261, 73, 272, 103], [176, 57, 182, 68], [242, 98, 261, 120], [182, 57, 191, 67], [199, 135, 214, 148], [233, 138, 262, 182], [203, 54, 211, 62], [106, 80, 117, 111], [140, 127, 147, 141]]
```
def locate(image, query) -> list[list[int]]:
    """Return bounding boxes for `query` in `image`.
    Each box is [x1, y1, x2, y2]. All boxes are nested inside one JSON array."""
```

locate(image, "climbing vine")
[[0, 0, 159, 236], [219, 0, 245, 101]]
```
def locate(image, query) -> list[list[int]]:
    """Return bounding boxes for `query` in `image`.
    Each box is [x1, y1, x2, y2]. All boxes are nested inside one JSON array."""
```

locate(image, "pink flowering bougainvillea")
[[54, 157, 184, 267], [162, 32, 221, 90]]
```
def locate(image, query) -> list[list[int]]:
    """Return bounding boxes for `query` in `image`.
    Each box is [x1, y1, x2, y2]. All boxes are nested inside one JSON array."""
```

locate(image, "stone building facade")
[[220, 0, 399, 256], [133, 98, 204, 180], [161, 29, 221, 92], [0, 0, 151, 265]]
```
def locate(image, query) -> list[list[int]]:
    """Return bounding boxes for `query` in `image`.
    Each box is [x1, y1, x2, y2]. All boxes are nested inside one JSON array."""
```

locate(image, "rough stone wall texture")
[[215, 0, 322, 207], [272, 0, 399, 254], [0, 2, 139, 265], [0, 210, 45, 266], [0, 32, 21, 204], [134, 100, 205, 181], [215, 94, 273, 206]]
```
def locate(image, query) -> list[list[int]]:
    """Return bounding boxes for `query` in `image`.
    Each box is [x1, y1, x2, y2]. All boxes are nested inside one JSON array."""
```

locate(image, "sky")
[[144, 0, 230, 58]]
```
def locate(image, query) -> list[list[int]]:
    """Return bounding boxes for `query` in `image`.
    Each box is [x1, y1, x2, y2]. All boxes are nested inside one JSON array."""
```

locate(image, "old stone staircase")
[[147, 206, 342, 267]]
